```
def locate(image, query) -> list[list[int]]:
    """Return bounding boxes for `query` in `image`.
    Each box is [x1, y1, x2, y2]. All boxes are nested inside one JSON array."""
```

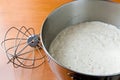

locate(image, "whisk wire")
[[1, 26, 46, 69], [14, 27, 34, 56]]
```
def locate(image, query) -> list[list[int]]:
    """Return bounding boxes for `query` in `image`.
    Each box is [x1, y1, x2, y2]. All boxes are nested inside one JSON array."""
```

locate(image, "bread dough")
[[49, 21, 120, 75]]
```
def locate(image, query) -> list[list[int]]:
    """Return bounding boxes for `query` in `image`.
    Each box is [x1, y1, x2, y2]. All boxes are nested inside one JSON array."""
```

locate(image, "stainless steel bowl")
[[40, 1, 120, 80]]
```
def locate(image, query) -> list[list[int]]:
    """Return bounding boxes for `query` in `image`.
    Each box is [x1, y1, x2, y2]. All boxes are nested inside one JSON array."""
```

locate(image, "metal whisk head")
[[1, 26, 46, 69]]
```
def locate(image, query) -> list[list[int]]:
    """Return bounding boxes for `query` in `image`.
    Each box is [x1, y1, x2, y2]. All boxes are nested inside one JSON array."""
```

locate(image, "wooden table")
[[0, 0, 119, 80], [0, 0, 72, 80]]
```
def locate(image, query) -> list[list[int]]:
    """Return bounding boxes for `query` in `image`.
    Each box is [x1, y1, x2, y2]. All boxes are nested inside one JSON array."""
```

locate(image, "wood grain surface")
[[0, 0, 119, 80], [0, 0, 72, 80]]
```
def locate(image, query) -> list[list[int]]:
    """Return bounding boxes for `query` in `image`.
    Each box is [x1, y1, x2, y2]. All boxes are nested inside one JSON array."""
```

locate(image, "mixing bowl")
[[40, 0, 120, 80]]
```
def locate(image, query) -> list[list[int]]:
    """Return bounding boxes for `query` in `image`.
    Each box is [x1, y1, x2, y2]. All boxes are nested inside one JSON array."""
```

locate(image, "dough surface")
[[49, 21, 120, 75]]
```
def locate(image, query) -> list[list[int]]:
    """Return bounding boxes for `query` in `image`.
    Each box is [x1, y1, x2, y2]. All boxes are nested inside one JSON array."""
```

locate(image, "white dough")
[[49, 21, 120, 75]]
